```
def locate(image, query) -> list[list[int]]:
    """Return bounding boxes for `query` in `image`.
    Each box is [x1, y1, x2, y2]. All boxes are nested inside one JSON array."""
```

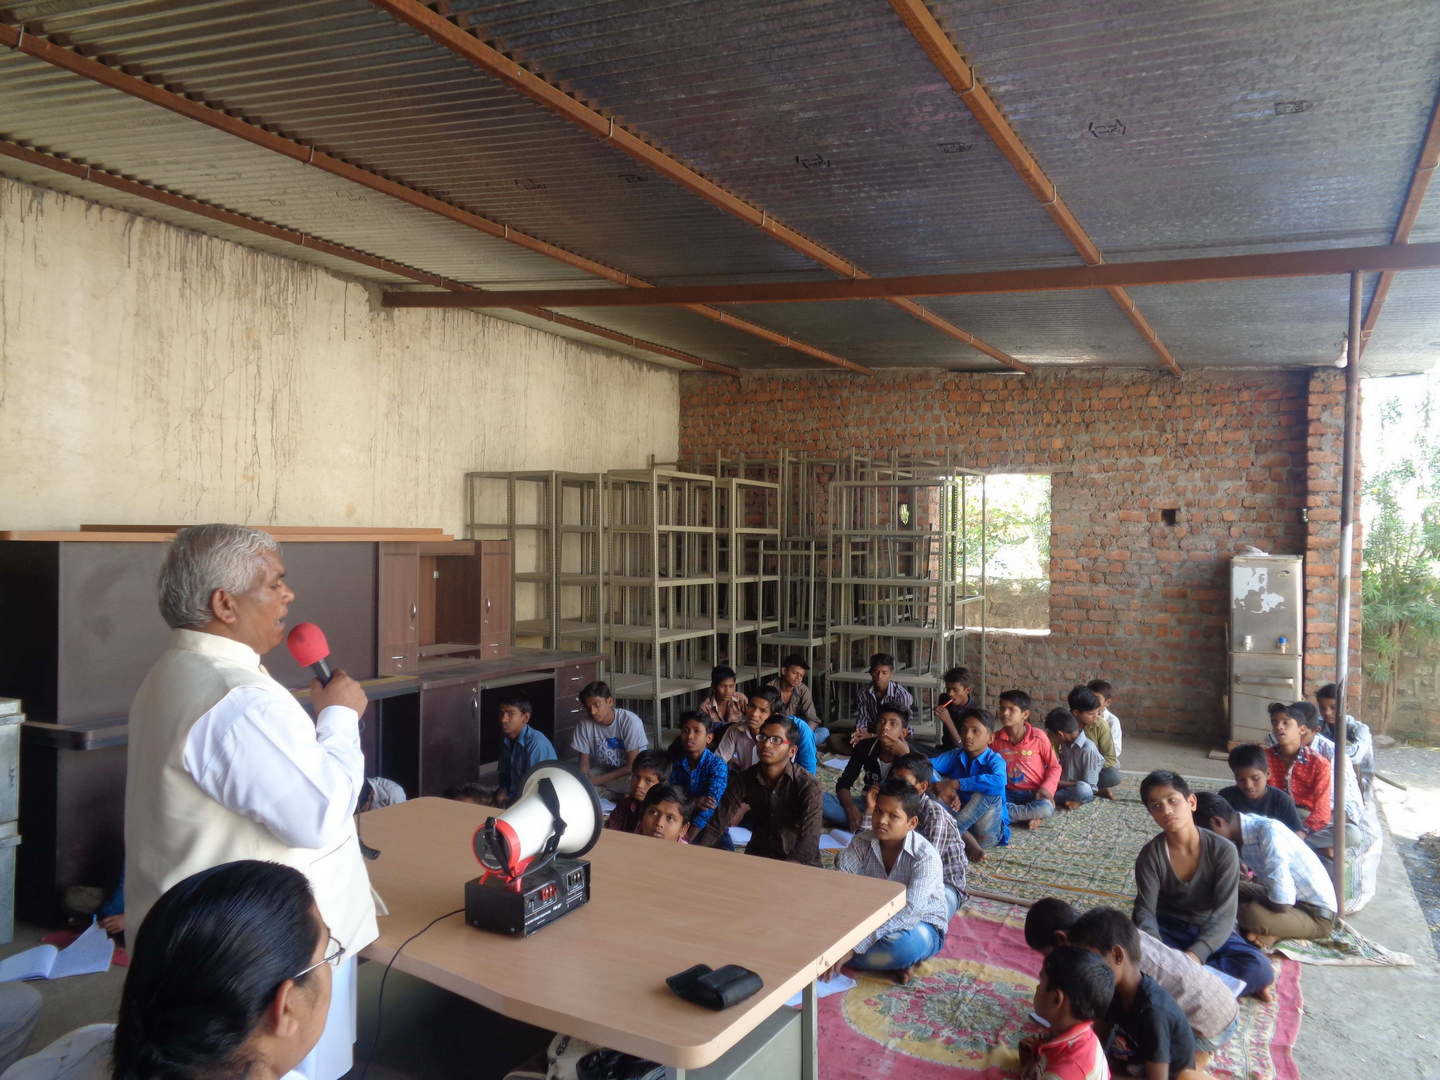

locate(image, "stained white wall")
[[0, 177, 680, 535]]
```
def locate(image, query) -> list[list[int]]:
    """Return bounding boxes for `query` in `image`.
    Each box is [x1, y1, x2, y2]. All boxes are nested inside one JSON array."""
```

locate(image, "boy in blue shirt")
[[670, 711, 729, 843], [930, 706, 1010, 851], [494, 693, 557, 807]]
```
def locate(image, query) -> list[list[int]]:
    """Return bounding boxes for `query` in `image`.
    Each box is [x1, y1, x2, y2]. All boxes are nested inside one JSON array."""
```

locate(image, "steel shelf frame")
[[717, 477, 781, 685]]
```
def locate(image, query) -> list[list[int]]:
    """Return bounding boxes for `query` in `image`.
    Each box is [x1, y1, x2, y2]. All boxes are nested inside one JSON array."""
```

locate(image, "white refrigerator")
[[1228, 554, 1304, 745]]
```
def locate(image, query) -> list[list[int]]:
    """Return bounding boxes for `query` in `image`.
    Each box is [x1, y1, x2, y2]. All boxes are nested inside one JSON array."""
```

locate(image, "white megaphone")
[[465, 760, 603, 937]]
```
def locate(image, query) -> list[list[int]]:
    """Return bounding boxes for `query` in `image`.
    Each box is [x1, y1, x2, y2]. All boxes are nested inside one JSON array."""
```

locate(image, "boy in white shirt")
[[570, 681, 649, 792], [1087, 679, 1123, 757]]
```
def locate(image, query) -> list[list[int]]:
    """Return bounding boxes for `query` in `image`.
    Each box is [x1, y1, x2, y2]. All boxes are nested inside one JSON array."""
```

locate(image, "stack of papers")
[[822, 757, 851, 770], [818, 828, 855, 852], [0, 921, 113, 982], [787, 974, 856, 1007]]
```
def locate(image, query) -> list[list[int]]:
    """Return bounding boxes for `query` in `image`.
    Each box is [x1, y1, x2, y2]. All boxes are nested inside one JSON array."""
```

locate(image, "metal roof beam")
[[1359, 85, 1440, 353], [0, 138, 742, 376], [888, 0, 1181, 376], [367, 0, 1032, 374], [0, 21, 848, 374], [378, 241, 1440, 308]]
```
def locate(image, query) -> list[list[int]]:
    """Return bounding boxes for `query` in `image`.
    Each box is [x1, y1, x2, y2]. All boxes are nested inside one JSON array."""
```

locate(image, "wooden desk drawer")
[[553, 663, 596, 699]]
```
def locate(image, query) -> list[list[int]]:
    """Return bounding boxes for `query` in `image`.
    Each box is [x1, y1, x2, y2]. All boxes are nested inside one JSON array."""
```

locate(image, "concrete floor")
[[2, 735, 1437, 1079]]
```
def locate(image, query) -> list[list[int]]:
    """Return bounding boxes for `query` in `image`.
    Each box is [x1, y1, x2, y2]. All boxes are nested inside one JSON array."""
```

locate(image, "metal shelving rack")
[[760, 539, 831, 676], [553, 472, 607, 657], [717, 477, 781, 685], [824, 469, 987, 739], [464, 470, 557, 645], [603, 467, 720, 739]]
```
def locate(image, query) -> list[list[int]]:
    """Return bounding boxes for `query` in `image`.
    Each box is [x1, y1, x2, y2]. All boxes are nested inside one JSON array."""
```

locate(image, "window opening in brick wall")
[[960, 473, 1052, 633]]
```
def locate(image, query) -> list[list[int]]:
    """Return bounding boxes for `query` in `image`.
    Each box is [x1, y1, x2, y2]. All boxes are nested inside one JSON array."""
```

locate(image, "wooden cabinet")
[[378, 540, 512, 672], [419, 678, 483, 797], [378, 543, 421, 675], [551, 660, 597, 753]]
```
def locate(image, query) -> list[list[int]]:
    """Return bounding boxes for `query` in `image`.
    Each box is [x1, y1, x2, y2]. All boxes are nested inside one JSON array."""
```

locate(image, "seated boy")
[[932, 665, 975, 749], [1219, 744, 1302, 832], [1192, 792, 1336, 947], [493, 693, 556, 808], [1133, 770, 1274, 1000], [1019, 945, 1114, 1080], [832, 779, 949, 982], [767, 654, 828, 747], [1067, 685, 1121, 798], [828, 703, 911, 830], [698, 717, 822, 866], [850, 652, 913, 746], [1069, 908, 1203, 1080], [1088, 679, 1124, 759], [698, 664, 746, 731], [604, 750, 670, 833], [1315, 682, 1374, 797], [571, 681, 649, 793], [1265, 704, 1338, 857], [1044, 708, 1104, 809], [931, 706, 1010, 851], [716, 685, 817, 775], [635, 783, 690, 843], [1024, 898, 1239, 1068], [991, 690, 1061, 829], [889, 754, 970, 917], [669, 711, 729, 843]]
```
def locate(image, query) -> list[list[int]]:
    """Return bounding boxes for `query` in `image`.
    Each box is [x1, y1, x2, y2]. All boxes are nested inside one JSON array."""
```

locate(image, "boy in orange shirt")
[[990, 689, 1061, 828]]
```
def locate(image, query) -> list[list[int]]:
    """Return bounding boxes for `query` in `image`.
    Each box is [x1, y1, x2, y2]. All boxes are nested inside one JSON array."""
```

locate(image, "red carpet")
[[816, 898, 1301, 1080]]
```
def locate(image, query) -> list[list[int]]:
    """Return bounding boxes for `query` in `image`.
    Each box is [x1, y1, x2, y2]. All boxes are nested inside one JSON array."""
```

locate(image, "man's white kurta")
[[125, 629, 379, 1079]]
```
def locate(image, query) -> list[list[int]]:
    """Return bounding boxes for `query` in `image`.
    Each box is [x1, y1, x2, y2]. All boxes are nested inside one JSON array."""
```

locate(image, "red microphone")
[[286, 622, 334, 685]]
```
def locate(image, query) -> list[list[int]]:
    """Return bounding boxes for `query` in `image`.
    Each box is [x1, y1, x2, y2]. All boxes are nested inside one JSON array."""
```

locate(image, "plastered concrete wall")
[[0, 177, 679, 535]]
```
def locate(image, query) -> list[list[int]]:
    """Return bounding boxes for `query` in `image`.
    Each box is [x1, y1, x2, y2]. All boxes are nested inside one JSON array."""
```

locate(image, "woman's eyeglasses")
[[292, 932, 344, 981]]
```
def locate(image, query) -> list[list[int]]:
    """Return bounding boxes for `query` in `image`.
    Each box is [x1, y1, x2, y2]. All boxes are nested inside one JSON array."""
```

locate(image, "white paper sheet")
[[49, 921, 113, 979], [787, 974, 856, 1007], [727, 826, 752, 846], [0, 945, 58, 982], [1213, 969, 1248, 997], [822, 757, 851, 770], [818, 828, 855, 851]]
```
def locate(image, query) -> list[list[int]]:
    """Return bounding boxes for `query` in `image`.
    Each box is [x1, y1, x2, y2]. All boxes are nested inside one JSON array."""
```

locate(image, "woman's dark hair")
[[112, 860, 322, 1080]]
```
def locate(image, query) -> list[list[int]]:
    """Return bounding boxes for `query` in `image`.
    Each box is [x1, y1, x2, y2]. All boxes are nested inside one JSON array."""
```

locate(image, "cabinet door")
[[419, 680, 482, 796], [551, 661, 596, 754], [479, 541, 513, 659], [378, 543, 420, 674]]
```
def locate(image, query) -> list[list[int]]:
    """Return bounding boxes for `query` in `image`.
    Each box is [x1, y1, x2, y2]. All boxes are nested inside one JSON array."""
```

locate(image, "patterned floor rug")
[[816, 897, 1302, 1080]]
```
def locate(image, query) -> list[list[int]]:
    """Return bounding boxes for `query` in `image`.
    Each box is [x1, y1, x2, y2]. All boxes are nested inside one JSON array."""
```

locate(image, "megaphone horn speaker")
[[473, 760, 603, 878]]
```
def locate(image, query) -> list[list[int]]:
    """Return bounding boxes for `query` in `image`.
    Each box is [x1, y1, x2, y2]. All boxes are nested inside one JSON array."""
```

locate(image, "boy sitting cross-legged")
[[493, 692, 556, 808], [849, 652, 914, 746], [931, 706, 1010, 853], [1218, 744, 1303, 833], [1044, 708, 1104, 810], [991, 690, 1061, 829], [698, 716, 822, 866], [933, 665, 976, 749], [1192, 792, 1336, 947], [1087, 679, 1123, 759], [1265, 704, 1337, 857], [1069, 908, 1211, 1080], [888, 754, 970, 917], [1018, 945, 1114, 1080], [698, 664, 746, 732], [668, 710, 728, 844], [830, 778, 950, 984], [635, 783, 690, 843], [603, 750, 670, 834], [1133, 771, 1274, 1001], [1067, 685, 1121, 798], [1023, 898, 1239, 1070]]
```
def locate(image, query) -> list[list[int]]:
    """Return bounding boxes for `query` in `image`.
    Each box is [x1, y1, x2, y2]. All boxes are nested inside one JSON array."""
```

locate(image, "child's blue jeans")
[[1008, 788, 1055, 822], [821, 791, 849, 827], [1055, 781, 1095, 805], [1156, 913, 1274, 997], [948, 792, 1006, 847], [848, 921, 944, 971]]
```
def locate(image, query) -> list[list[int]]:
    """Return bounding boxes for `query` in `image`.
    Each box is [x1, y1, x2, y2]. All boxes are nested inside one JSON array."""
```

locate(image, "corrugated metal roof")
[[0, 0, 1434, 374], [1363, 269, 1440, 376]]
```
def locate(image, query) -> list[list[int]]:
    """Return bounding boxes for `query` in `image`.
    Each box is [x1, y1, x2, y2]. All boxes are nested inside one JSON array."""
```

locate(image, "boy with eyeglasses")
[[698, 717, 822, 866]]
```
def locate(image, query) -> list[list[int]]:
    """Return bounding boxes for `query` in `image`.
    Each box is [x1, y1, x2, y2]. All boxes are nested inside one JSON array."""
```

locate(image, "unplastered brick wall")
[[678, 367, 1351, 743]]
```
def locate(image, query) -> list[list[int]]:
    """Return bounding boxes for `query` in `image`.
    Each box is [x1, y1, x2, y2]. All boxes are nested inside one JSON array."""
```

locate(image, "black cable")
[[358, 907, 465, 1080]]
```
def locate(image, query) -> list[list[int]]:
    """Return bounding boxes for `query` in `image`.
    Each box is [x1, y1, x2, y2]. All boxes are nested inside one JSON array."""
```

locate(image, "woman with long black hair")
[[3, 860, 336, 1080]]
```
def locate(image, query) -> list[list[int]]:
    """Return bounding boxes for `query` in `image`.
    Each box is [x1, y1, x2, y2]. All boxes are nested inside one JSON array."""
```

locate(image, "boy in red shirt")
[[1265, 705, 1334, 856], [1020, 944, 1114, 1080], [991, 690, 1061, 829]]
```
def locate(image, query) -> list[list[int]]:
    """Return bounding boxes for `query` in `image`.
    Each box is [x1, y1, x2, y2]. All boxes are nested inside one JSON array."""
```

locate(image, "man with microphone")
[[125, 524, 377, 1080]]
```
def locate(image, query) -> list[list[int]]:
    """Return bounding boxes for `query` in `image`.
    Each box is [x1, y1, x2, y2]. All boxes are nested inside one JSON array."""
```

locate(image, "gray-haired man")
[[125, 524, 376, 1080]]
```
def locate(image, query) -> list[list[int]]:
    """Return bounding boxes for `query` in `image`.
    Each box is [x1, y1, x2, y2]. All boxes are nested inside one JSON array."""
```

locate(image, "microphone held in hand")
[[286, 622, 334, 685]]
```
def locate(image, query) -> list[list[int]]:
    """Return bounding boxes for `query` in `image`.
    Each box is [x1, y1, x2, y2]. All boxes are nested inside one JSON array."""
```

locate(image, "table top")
[[359, 797, 904, 1069]]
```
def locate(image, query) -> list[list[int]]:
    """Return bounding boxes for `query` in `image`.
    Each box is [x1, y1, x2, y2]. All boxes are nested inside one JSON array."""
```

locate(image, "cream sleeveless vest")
[[124, 629, 378, 951]]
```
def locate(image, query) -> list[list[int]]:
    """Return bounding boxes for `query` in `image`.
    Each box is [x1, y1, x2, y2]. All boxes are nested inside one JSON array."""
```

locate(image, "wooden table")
[[359, 798, 904, 1077]]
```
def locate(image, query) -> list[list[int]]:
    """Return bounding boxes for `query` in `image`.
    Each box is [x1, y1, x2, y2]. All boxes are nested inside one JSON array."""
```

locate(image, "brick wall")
[[679, 367, 1354, 743]]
